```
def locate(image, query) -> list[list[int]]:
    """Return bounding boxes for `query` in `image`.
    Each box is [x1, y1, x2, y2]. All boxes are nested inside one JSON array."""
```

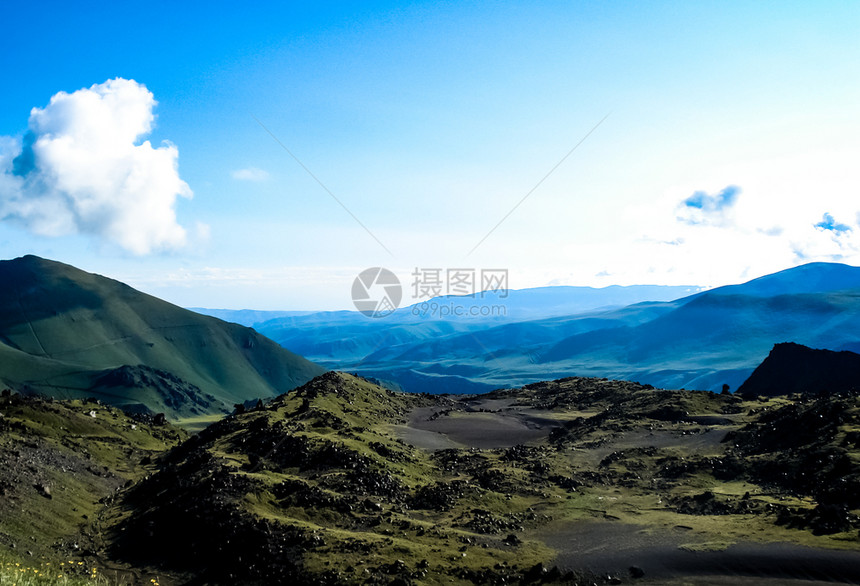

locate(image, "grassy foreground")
[[3, 372, 859, 584], [0, 557, 156, 586]]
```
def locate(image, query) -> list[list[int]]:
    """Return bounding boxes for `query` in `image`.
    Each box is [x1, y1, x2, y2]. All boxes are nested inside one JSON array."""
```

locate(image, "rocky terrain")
[[0, 389, 185, 578], [1, 366, 859, 584], [0, 356, 860, 584]]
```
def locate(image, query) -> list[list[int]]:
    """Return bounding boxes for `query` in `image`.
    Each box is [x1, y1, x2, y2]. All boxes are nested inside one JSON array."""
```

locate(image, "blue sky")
[[1, 1, 859, 309]]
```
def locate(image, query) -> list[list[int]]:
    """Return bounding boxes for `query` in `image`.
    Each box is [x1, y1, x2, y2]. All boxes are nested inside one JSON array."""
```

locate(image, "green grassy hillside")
[[105, 373, 860, 584], [0, 255, 326, 418], [1, 372, 858, 584], [0, 391, 185, 572]]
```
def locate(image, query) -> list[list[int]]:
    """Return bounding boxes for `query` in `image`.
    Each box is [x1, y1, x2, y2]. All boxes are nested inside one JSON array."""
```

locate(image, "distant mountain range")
[[231, 285, 698, 370], [0, 255, 325, 418], [3, 255, 859, 409], [186, 308, 315, 326], [193, 284, 702, 327], [235, 262, 860, 394]]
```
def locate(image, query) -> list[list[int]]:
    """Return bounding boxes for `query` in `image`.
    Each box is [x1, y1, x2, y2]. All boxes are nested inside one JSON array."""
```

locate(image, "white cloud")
[[0, 78, 196, 255], [675, 185, 740, 227], [231, 167, 269, 182], [598, 147, 860, 287]]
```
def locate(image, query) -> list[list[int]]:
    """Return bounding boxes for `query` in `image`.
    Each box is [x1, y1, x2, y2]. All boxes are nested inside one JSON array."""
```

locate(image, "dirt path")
[[546, 521, 860, 584], [393, 400, 563, 449]]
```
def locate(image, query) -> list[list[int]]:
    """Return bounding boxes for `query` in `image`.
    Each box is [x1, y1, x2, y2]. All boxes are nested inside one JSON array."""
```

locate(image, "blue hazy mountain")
[[400, 284, 702, 321], [244, 285, 699, 365], [206, 262, 860, 395], [188, 308, 316, 327], [534, 288, 860, 391], [697, 262, 860, 298], [193, 284, 700, 327]]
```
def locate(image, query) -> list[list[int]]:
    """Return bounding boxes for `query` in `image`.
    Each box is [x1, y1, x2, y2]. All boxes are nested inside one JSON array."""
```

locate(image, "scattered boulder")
[[806, 503, 855, 535], [34, 483, 51, 499]]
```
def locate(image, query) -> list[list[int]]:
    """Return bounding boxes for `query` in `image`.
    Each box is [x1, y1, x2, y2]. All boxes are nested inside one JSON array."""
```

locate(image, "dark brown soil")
[[547, 521, 860, 584]]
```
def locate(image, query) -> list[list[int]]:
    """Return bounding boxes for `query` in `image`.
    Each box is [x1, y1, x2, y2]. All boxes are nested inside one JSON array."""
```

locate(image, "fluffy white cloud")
[[0, 78, 195, 255], [231, 167, 269, 181]]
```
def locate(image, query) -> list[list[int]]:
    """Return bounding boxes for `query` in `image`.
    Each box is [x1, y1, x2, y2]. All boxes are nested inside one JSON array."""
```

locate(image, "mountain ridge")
[[0, 255, 326, 418], [250, 262, 860, 394]]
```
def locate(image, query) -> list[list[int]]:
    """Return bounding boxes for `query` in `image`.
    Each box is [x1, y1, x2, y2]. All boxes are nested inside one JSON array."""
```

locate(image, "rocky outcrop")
[[737, 342, 860, 398]]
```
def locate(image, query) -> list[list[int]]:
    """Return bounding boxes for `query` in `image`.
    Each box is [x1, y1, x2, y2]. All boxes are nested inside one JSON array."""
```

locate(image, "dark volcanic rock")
[[96, 364, 218, 412], [113, 451, 311, 582], [732, 392, 860, 508], [737, 342, 860, 398]]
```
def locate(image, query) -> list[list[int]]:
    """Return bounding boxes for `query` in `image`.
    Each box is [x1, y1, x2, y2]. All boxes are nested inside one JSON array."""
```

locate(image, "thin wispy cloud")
[[676, 185, 740, 227], [231, 167, 270, 182], [621, 154, 860, 289], [0, 78, 197, 255]]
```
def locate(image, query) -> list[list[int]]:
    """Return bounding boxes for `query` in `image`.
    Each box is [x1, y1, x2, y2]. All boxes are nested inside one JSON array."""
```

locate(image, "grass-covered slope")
[[0, 371, 858, 584], [0, 255, 325, 418], [104, 373, 860, 585], [0, 391, 186, 563], [109, 372, 535, 584]]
